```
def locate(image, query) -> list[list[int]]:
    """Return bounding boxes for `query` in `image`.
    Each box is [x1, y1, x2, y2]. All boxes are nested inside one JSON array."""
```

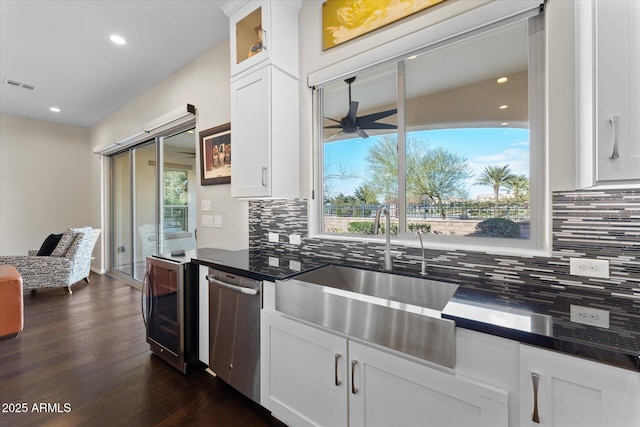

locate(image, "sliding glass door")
[[111, 126, 196, 284], [113, 151, 132, 275], [159, 130, 197, 256], [133, 142, 157, 280]]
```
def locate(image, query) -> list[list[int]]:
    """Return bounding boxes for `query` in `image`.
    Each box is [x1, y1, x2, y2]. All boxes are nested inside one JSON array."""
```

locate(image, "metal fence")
[[324, 202, 530, 221]]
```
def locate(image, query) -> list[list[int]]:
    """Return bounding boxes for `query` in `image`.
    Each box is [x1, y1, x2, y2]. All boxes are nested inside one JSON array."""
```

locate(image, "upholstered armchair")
[[0, 227, 101, 295]]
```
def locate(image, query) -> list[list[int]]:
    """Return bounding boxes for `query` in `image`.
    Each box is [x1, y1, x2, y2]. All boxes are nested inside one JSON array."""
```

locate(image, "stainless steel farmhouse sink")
[[275, 265, 459, 368]]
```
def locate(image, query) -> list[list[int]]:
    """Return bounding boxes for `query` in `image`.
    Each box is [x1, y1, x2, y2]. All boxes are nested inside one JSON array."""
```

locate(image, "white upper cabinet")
[[520, 345, 640, 427], [223, 0, 300, 199], [229, 64, 299, 199], [222, 0, 301, 78], [577, 0, 640, 186]]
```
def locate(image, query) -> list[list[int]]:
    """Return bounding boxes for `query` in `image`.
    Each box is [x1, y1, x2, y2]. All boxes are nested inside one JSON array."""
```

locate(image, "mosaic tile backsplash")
[[249, 189, 640, 353]]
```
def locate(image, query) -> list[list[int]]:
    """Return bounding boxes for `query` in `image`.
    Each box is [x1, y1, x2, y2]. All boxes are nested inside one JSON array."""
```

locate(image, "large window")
[[319, 17, 544, 250]]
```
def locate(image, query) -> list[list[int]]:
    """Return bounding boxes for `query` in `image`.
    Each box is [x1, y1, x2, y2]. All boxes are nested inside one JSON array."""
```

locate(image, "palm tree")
[[505, 174, 529, 202], [475, 165, 513, 203]]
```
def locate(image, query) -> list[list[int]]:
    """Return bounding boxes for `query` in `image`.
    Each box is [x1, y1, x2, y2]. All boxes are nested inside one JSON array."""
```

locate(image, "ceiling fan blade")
[[358, 122, 397, 130], [324, 117, 342, 124], [357, 129, 369, 138], [346, 101, 359, 124], [324, 124, 343, 129], [357, 108, 398, 125]]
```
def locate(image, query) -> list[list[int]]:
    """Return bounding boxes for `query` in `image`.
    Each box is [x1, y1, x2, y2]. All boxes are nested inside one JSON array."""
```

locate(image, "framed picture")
[[200, 123, 231, 185], [322, 0, 446, 50]]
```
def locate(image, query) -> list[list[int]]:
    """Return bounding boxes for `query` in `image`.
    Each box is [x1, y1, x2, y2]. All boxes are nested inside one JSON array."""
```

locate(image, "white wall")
[[0, 114, 92, 255], [89, 40, 248, 273]]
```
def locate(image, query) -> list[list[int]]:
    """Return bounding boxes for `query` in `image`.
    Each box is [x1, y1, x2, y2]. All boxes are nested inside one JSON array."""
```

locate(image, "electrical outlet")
[[570, 304, 610, 328], [289, 234, 301, 245], [569, 258, 610, 279], [268, 232, 279, 243]]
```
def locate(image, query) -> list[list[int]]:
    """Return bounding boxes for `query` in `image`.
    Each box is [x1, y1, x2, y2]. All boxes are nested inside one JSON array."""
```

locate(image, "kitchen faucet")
[[415, 231, 427, 276], [374, 206, 393, 271]]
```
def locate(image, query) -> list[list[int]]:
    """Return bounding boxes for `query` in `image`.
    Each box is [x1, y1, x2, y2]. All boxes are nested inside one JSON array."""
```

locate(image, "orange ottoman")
[[0, 265, 24, 340]]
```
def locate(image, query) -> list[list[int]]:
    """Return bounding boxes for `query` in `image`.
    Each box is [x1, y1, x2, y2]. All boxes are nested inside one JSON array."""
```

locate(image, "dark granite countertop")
[[190, 248, 639, 371], [191, 248, 327, 282]]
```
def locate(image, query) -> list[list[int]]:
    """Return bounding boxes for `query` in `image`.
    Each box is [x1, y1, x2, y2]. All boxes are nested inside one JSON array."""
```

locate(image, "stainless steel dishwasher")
[[207, 268, 261, 403]]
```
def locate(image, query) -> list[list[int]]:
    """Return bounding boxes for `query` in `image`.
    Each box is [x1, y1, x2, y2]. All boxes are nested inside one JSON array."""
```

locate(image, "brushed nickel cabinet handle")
[[334, 354, 342, 386], [261, 167, 267, 187], [609, 116, 620, 159], [532, 372, 540, 423], [262, 30, 267, 51], [351, 360, 358, 394]]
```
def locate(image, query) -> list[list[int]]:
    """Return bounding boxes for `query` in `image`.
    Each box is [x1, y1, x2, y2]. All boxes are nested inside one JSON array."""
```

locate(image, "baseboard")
[[90, 266, 106, 275]]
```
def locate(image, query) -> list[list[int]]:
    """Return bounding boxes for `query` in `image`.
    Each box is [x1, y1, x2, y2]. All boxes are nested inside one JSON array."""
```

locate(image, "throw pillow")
[[36, 233, 63, 256], [50, 229, 79, 257], [50, 227, 93, 257]]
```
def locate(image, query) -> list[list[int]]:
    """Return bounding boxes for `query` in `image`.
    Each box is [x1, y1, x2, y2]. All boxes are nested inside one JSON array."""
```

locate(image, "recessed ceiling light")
[[110, 34, 126, 45], [501, 122, 509, 126], [499, 105, 509, 110], [497, 77, 508, 84], [49, 107, 61, 113], [407, 55, 418, 60]]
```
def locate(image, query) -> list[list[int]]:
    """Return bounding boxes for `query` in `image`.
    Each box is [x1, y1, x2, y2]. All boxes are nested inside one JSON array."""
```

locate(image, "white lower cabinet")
[[519, 344, 640, 427], [348, 340, 508, 427], [261, 310, 509, 427], [261, 310, 348, 427]]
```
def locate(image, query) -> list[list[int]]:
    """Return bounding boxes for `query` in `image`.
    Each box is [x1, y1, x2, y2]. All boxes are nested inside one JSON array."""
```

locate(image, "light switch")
[[214, 215, 222, 228], [269, 257, 279, 267], [202, 215, 214, 227], [202, 199, 211, 211]]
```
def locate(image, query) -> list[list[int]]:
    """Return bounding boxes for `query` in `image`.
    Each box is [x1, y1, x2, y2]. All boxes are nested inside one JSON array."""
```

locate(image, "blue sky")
[[324, 127, 530, 200]]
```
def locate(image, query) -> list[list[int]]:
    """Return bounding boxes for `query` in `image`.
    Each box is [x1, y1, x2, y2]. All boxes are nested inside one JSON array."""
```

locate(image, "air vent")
[[3, 79, 36, 90]]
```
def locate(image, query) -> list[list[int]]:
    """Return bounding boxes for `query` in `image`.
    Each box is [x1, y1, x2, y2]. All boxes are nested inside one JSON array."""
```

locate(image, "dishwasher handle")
[[206, 275, 259, 296]]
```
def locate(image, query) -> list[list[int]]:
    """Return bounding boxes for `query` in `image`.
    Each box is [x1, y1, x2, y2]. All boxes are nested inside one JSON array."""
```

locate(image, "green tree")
[[354, 184, 378, 204], [407, 142, 472, 218], [364, 135, 472, 218], [505, 174, 529, 203], [363, 135, 398, 203], [475, 165, 513, 203], [164, 170, 188, 205]]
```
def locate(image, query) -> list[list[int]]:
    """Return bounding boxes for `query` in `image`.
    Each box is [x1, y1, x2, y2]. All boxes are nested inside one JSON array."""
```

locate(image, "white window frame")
[[310, 11, 549, 257]]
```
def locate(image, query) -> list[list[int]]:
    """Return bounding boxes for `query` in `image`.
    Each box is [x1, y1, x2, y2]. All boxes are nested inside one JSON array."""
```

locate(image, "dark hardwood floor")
[[0, 274, 286, 427]]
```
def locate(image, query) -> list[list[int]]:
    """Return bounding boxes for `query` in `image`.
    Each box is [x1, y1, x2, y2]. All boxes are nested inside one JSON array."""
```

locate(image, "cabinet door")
[[595, 0, 640, 182], [230, 66, 271, 198], [349, 341, 509, 427], [261, 311, 348, 427], [228, 0, 270, 76], [520, 345, 640, 427]]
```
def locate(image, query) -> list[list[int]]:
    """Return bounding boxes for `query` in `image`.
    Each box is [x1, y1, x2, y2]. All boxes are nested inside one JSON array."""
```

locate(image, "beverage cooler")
[[142, 255, 199, 373]]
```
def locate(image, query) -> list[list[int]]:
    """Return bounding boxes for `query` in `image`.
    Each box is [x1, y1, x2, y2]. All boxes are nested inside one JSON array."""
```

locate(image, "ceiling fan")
[[324, 76, 397, 139]]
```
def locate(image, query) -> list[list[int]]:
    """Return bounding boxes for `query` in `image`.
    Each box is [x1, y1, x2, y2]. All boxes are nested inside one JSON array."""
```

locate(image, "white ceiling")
[[0, 0, 229, 128]]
